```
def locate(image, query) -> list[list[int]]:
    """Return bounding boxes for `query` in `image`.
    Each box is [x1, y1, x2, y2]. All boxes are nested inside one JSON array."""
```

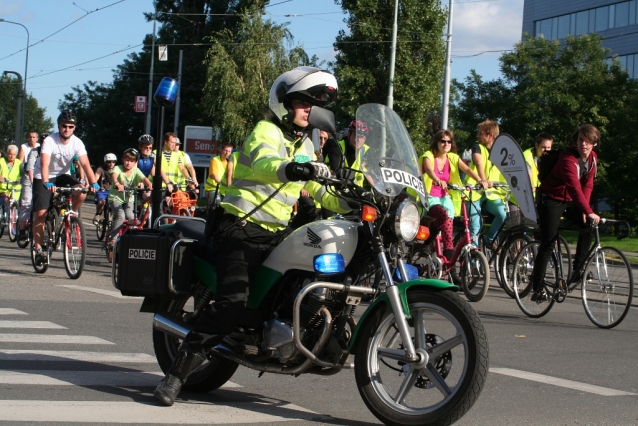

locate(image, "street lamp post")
[[2, 71, 24, 146], [386, 0, 399, 109], [0, 19, 29, 144]]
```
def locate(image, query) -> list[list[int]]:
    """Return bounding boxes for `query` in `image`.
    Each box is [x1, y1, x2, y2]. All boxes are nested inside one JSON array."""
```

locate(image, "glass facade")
[[617, 54, 638, 78], [534, 0, 638, 40]]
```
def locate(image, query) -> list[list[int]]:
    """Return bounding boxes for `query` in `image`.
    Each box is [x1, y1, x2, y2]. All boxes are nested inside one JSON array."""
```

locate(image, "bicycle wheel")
[[557, 235, 572, 285], [513, 241, 557, 318], [582, 247, 634, 329], [63, 216, 86, 279], [7, 202, 18, 242], [0, 204, 5, 239], [499, 234, 533, 298], [31, 220, 52, 274], [460, 250, 490, 302]]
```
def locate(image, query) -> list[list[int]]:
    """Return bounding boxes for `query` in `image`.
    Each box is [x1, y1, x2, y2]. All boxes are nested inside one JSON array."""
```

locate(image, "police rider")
[[154, 66, 351, 406]]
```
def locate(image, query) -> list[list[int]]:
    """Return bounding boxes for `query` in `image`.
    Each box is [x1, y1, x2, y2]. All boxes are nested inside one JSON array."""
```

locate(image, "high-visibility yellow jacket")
[[221, 120, 350, 232], [464, 143, 507, 202], [324, 139, 368, 187], [0, 158, 22, 198], [420, 151, 463, 216], [154, 149, 181, 189], [523, 147, 539, 191]]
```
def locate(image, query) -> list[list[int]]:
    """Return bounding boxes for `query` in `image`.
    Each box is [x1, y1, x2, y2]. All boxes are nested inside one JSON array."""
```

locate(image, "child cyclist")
[[107, 148, 151, 244]]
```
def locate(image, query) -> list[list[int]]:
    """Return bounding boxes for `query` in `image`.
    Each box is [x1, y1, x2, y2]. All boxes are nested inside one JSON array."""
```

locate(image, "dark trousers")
[[532, 196, 593, 290], [183, 214, 292, 353]]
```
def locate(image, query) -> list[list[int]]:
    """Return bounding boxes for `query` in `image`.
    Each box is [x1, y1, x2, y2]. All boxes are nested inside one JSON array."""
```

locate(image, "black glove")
[[285, 162, 330, 182]]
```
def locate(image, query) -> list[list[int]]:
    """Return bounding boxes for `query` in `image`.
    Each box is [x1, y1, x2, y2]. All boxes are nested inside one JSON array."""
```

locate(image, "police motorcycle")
[[113, 103, 488, 426]]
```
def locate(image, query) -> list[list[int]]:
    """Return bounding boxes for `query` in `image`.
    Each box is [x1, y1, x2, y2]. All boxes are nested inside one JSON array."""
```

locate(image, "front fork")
[[376, 250, 419, 362]]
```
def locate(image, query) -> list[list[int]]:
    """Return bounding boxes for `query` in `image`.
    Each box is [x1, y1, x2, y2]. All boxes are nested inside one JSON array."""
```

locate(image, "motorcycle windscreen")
[[355, 104, 426, 203]]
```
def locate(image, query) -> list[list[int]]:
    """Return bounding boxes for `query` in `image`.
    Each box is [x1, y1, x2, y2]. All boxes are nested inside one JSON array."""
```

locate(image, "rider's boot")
[[154, 348, 206, 406], [444, 249, 461, 285]]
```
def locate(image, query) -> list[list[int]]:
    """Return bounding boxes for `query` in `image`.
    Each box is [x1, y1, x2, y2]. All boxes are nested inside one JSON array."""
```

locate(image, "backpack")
[[537, 149, 565, 183]]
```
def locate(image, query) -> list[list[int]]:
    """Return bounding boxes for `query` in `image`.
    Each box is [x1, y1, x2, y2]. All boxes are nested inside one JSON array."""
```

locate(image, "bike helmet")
[[269, 66, 338, 125], [123, 147, 140, 161], [104, 153, 117, 163], [57, 110, 77, 124], [138, 134, 154, 145], [348, 120, 369, 135]]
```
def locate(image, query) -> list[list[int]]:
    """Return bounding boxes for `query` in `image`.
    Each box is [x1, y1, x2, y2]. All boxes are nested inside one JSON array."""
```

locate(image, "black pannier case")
[[115, 228, 192, 298]]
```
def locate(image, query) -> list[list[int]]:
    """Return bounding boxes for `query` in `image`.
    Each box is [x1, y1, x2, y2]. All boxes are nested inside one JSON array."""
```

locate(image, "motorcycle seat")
[[173, 219, 216, 259]]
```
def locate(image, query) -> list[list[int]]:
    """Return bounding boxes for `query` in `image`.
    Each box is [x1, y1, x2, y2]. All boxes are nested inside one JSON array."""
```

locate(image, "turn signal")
[[361, 206, 377, 222], [416, 226, 430, 241]]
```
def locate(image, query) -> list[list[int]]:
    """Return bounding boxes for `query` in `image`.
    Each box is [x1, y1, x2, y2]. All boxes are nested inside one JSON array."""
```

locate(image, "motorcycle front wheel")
[[355, 289, 488, 426], [153, 296, 239, 393]]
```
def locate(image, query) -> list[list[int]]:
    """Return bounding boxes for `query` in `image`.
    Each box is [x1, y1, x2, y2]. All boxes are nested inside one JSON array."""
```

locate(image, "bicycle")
[[411, 183, 490, 302], [512, 218, 634, 328], [0, 180, 21, 242], [94, 196, 112, 241], [103, 187, 151, 263], [31, 187, 89, 279], [16, 218, 31, 249]]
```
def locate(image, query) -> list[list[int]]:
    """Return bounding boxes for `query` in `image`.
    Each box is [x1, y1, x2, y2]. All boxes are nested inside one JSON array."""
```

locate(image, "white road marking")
[[0, 400, 315, 423], [0, 320, 66, 329], [0, 350, 156, 363], [0, 370, 242, 387], [57, 285, 140, 299], [0, 333, 114, 344], [0, 308, 27, 315], [491, 368, 637, 396]]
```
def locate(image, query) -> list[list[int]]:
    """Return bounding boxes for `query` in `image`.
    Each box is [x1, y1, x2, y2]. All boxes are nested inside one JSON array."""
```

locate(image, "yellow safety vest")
[[420, 151, 463, 217], [324, 139, 368, 187], [221, 120, 349, 232], [205, 155, 228, 195], [464, 143, 507, 202], [0, 158, 22, 198], [154, 150, 181, 189], [523, 147, 539, 191]]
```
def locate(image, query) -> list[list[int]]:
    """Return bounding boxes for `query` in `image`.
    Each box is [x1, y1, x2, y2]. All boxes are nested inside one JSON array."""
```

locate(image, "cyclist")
[[323, 119, 369, 187], [0, 146, 23, 224], [154, 66, 349, 406], [137, 134, 155, 178], [107, 148, 152, 244], [464, 119, 508, 249], [205, 142, 233, 205], [156, 132, 190, 212], [523, 132, 553, 198], [17, 132, 40, 240], [420, 129, 484, 271], [530, 124, 601, 301], [93, 154, 117, 224], [31, 111, 99, 264], [173, 137, 198, 190]]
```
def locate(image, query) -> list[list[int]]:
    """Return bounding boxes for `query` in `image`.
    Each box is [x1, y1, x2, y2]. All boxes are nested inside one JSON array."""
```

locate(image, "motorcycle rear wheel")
[[355, 289, 488, 426], [153, 296, 239, 393]]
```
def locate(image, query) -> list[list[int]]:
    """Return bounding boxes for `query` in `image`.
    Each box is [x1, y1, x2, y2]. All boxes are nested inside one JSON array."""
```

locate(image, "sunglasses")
[[440, 140, 452, 144], [60, 124, 75, 129]]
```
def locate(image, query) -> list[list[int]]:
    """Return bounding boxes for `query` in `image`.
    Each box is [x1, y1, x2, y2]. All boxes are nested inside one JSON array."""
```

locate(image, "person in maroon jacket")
[[531, 124, 601, 301]]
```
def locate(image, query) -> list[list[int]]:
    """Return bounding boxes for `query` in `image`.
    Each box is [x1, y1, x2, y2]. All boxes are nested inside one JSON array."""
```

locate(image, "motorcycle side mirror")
[[307, 106, 336, 135]]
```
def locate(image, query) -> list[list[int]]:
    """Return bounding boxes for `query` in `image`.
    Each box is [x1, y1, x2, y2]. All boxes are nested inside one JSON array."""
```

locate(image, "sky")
[[0, 0, 525, 124]]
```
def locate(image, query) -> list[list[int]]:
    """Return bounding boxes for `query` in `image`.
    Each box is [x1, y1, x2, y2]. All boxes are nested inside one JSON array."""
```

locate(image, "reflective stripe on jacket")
[[221, 120, 349, 232]]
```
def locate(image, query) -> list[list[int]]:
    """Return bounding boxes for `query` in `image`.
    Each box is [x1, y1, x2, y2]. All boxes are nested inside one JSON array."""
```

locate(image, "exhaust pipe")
[[153, 312, 191, 339]]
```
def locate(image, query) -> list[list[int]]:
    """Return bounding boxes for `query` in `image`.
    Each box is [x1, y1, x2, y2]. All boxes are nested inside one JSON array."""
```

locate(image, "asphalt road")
[[0, 203, 636, 425]]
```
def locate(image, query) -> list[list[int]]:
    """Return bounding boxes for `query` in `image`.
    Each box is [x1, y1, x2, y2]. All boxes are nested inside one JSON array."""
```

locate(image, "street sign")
[[158, 45, 167, 61], [134, 96, 147, 113], [184, 125, 214, 167]]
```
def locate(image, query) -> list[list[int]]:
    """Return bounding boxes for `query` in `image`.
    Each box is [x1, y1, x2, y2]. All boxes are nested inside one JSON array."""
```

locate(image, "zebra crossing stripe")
[[0, 400, 316, 423], [0, 333, 114, 344], [0, 370, 242, 387], [0, 320, 66, 329], [0, 350, 156, 363], [0, 308, 27, 315]]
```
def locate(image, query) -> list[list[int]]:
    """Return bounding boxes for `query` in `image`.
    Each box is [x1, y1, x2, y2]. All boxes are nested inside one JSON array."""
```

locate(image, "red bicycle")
[[411, 183, 490, 302]]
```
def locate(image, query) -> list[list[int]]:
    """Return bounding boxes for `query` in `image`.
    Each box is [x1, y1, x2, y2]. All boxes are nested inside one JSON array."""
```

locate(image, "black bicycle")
[[95, 202, 112, 241], [512, 218, 634, 328]]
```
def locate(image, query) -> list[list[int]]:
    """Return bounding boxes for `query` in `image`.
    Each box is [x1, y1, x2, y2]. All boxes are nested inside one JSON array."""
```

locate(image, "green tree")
[[201, 9, 309, 144], [333, 0, 447, 152], [0, 75, 53, 149]]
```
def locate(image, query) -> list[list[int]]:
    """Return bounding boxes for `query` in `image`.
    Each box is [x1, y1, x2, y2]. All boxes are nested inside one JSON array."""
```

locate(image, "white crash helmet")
[[268, 66, 338, 125], [104, 153, 117, 163]]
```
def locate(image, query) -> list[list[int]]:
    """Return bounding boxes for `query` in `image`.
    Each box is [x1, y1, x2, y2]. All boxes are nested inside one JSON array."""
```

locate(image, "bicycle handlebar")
[[55, 187, 90, 194]]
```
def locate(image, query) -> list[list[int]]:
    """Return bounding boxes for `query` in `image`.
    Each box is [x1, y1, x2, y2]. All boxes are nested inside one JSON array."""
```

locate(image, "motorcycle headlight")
[[394, 200, 420, 241]]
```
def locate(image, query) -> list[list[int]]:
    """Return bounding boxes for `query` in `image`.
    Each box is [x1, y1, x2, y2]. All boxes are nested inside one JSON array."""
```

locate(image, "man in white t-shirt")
[[31, 111, 99, 265]]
